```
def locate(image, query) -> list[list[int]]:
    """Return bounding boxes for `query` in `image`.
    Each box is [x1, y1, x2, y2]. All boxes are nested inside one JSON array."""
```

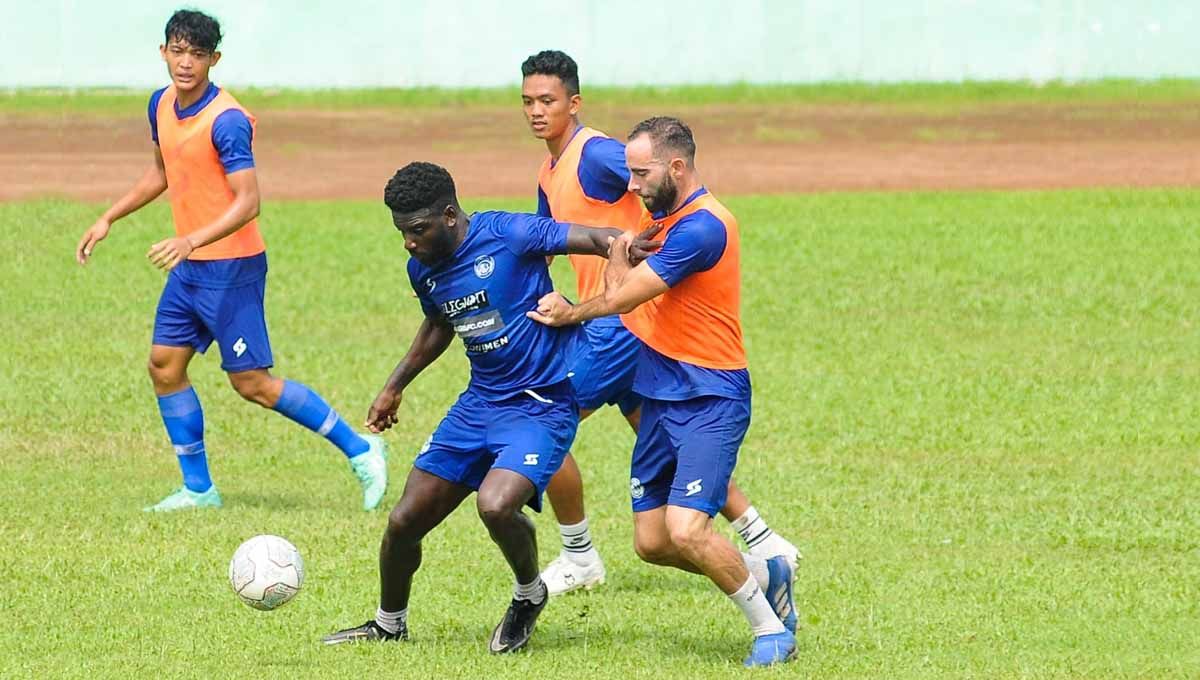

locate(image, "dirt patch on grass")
[[4, 100, 1198, 201]]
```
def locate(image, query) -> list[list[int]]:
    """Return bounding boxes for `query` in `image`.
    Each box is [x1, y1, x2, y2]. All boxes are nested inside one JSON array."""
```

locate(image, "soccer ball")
[[228, 535, 305, 610]]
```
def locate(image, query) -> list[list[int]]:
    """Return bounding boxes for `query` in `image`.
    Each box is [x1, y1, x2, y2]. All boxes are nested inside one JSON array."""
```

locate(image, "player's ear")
[[568, 93, 581, 116], [210, 51, 222, 67], [442, 204, 458, 228], [160, 44, 168, 61], [669, 156, 687, 178]]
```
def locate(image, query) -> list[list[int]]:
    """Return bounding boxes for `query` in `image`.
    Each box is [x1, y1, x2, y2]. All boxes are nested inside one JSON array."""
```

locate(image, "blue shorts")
[[568, 321, 642, 415], [629, 395, 751, 517], [152, 272, 274, 373], [414, 381, 579, 512]]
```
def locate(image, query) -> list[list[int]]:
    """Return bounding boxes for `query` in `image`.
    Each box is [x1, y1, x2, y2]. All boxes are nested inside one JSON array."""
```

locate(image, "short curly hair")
[[383, 162, 457, 213], [165, 9, 223, 53], [629, 116, 696, 164], [520, 50, 580, 96]]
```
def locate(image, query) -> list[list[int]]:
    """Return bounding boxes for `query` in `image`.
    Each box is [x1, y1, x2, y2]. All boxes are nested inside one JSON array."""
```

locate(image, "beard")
[[642, 173, 679, 215]]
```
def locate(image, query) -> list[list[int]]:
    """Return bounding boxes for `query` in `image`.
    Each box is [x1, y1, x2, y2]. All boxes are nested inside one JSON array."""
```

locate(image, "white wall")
[[2, 0, 1195, 88]]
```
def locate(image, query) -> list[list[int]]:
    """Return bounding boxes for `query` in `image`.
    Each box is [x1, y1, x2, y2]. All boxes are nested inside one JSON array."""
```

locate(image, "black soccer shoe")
[[488, 584, 549, 654], [321, 619, 408, 645]]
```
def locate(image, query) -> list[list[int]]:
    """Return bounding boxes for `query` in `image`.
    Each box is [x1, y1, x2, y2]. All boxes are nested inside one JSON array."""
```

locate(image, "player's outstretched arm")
[[527, 233, 668, 327], [562, 223, 663, 263], [76, 147, 168, 265], [147, 168, 261, 271], [365, 316, 455, 433]]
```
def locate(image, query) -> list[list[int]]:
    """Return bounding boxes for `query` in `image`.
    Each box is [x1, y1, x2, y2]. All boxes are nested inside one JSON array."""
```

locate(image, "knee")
[[667, 521, 707, 556], [147, 355, 182, 391], [385, 506, 422, 545], [228, 372, 274, 407], [476, 493, 518, 530], [633, 531, 676, 565]]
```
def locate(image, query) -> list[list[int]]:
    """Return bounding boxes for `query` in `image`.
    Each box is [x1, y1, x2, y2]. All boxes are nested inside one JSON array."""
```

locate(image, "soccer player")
[[321, 162, 656, 653], [73, 9, 388, 512], [521, 50, 798, 595], [528, 117, 798, 666]]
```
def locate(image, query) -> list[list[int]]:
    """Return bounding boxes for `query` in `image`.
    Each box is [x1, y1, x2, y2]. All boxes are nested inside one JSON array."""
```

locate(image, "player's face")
[[393, 206, 458, 265], [521, 75, 579, 141], [625, 135, 679, 214], [160, 38, 220, 93]]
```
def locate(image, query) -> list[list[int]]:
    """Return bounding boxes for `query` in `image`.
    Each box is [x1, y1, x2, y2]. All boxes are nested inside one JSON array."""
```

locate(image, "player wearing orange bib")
[[528, 117, 797, 666], [74, 10, 388, 512], [521, 51, 797, 597]]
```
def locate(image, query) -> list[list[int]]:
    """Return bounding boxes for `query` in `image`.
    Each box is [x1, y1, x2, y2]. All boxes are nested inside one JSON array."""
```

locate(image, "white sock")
[[375, 607, 407, 635], [729, 574, 785, 637], [514, 576, 546, 605], [743, 553, 770, 591], [559, 518, 600, 565], [731, 506, 776, 551]]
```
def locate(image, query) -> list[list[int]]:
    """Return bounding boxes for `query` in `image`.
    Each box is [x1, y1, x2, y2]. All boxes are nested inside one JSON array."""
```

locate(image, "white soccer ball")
[[228, 535, 305, 610]]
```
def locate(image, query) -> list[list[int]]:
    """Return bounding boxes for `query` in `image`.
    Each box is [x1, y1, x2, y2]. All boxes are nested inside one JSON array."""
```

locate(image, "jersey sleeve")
[[493, 212, 570, 257], [577, 136, 631, 204], [536, 184, 552, 217], [210, 109, 256, 174], [406, 260, 441, 318], [644, 210, 728, 287], [148, 87, 167, 144]]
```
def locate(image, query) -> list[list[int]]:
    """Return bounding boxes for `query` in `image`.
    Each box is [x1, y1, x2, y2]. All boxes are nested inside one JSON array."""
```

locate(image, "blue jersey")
[[407, 211, 574, 401]]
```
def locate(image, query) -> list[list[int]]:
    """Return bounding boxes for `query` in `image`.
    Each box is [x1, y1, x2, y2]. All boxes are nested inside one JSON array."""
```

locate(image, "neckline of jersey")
[[173, 82, 221, 120], [549, 125, 586, 169]]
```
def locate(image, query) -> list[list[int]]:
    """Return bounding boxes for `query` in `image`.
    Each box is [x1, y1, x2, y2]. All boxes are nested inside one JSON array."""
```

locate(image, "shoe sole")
[[547, 574, 605, 597]]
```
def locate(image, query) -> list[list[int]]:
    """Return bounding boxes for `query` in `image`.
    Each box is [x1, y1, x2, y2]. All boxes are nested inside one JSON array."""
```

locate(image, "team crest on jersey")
[[474, 255, 495, 279], [630, 477, 644, 500]]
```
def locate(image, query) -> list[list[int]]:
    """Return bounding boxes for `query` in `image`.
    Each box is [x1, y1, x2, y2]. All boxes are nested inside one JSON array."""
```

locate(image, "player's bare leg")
[[542, 408, 608, 595], [634, 505, 797, 664], [323, 467, 471, 645], [226, 368, 284, 407], [148, 343, 195, 396], [477, 469, 549, 653], [228, 368, 389, 511]]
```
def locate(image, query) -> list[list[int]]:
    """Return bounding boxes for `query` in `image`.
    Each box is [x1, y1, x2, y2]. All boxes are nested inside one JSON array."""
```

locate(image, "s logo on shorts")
[[630, 477, 644, 500]]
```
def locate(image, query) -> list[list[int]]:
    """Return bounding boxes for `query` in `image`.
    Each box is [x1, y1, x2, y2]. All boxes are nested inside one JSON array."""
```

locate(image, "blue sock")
[[157, 386, 212, 492], [272, 380, 370, 459]]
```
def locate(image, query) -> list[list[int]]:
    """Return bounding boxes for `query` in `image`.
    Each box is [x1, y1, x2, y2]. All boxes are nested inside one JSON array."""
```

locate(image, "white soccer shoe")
[[749, 534, 802, 573], [541, 553, 606, 596]]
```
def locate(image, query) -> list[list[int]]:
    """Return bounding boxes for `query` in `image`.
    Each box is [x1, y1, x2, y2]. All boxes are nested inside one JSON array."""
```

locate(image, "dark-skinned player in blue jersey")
[[322, 162, 658, 654]]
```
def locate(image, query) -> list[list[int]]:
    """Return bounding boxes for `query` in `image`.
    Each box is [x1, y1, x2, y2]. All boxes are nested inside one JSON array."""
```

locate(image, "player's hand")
[[628, 222, 663, 264], [607, 232, 636, 273], [365, 388, 402, 433], [148, 236, 194, 271], [76, 218, 112, 265], [526, 291, 576, 327]]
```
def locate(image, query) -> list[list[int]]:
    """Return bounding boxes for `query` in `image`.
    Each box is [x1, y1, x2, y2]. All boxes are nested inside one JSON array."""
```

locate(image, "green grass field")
[[6, 78, 1200, 116], [2, 189, 1198, 678]]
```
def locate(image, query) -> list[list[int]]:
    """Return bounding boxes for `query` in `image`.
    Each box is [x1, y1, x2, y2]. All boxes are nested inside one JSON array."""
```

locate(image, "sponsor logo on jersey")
[[441, 289, 489, 316], [685, 478, 703, 497], [451, 310, 505, 338], [465, 335, 510, 353], [523, 453, 539, 466], [474, 255, 496, 279]]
